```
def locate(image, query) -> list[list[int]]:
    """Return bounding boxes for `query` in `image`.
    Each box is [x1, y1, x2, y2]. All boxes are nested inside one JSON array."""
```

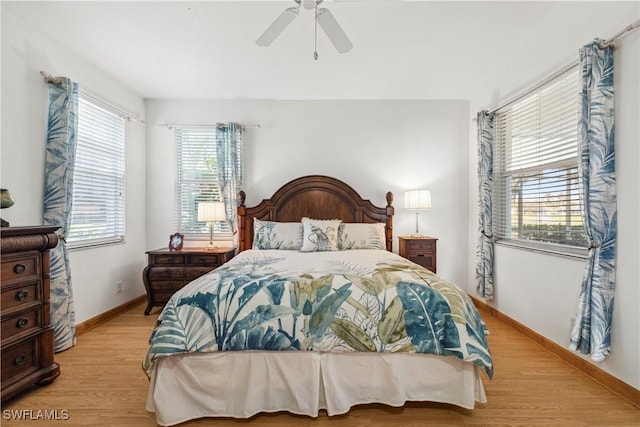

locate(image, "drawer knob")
[[15, 290, 29, 301], [14, 354, 26, 365], [16, 318, 29, 328], [13, 263, 26, 274]]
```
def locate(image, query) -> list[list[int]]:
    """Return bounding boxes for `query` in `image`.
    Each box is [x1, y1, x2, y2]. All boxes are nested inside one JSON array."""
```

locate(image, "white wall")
[[466, 3, 640, 390], [145, 99, 470, 286], [1, 7, 147, 323]]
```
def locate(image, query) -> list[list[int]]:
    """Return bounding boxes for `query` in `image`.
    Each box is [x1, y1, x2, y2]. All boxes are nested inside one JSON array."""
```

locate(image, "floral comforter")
[[143, 249, 493, 378]]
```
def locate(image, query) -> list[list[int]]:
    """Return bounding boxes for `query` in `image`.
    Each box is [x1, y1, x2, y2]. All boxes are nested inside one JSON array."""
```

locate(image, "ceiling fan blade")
[[256, 7, 299, 47], [316, 8, 353, 54]]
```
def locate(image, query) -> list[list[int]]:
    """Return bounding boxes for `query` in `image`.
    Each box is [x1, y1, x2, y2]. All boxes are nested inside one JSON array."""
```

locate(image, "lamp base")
[[410, 233, 423, 238], [206, 243, 219, 250]]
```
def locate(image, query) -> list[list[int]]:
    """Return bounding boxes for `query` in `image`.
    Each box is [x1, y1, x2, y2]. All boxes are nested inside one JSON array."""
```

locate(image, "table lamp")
[[197, 201, 226, 249], [404, 189, 431, 237]]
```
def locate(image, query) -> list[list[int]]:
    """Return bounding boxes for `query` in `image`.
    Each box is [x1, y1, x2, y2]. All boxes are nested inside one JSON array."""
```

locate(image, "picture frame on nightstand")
[[168, 232, 184, 251]]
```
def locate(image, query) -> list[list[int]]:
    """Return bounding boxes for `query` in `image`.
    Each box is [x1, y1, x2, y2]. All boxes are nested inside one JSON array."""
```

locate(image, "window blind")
[[175, 126, 232, 235], [68, 95, 126, 248], [493, 69, 587, 251]]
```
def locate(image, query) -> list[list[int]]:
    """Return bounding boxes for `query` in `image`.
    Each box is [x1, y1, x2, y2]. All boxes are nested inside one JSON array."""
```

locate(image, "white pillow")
[[252, 219, 303, 250], [338, 223, 386, 250], [299, 218, 342, 252]]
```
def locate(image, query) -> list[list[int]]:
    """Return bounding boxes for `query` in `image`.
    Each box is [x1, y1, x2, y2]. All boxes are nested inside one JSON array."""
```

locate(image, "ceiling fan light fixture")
[[302, 0, 317, 10]]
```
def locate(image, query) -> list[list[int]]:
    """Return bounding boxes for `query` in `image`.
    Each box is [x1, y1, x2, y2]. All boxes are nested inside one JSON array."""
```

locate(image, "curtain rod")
[[599, 18, 640, 48], [159, 123, 260, 130], [485, 18, 640, 116], [40, 71, 145, 123]]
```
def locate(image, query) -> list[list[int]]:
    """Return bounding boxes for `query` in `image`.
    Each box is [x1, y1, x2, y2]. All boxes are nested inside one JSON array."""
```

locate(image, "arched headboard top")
[[237, 175, 394, 252]]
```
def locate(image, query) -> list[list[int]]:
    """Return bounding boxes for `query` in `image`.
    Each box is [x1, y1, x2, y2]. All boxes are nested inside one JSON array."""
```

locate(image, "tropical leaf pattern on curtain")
[[216, 123, 243, 248], [43, 77, 78, 352], [143, 250, 493, 379], [569, 42, 616, 362], [476, 111, 495, 299]]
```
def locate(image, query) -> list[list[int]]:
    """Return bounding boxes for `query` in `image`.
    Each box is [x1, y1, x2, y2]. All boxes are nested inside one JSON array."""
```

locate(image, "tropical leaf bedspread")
[[143, 249, 493, 378]]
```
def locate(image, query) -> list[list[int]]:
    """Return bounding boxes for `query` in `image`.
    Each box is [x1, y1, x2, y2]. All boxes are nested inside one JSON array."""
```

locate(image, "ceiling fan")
[[256, 0, 353, 60]]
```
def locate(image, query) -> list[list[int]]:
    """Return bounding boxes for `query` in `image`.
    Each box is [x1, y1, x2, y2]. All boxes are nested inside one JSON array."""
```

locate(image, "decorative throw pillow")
[[299, 218, 342, 252], [253, 219, 303, 250], [338, 223, 386, 250]]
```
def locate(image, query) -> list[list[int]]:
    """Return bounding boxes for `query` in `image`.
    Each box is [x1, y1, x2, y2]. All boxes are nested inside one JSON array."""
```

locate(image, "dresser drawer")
[[151, 254, 186, 265], [1, 336, 38, 384], [1, 281, 41, 312], [1, 253, 40, 284], [147, 267, 185, 279], [187, 254, 223, 266], [1, 307, 41, 342]]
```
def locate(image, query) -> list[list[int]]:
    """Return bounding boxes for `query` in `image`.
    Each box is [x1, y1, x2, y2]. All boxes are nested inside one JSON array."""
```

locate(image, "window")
[[175, 126, 241, 236], [68, 94, 126, 248], [493, 69, 588, 254]]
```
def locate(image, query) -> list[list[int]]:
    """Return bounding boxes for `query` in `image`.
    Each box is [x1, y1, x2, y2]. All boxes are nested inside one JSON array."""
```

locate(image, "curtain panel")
[[216, 123, 244, 248], [569, 42, 617, 362], [43, 77, 79, 352], [476, 111, 495, 300]]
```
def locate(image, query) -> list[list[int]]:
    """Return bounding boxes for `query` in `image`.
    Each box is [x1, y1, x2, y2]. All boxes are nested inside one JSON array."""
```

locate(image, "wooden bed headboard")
[[237, 175, 394, 252]]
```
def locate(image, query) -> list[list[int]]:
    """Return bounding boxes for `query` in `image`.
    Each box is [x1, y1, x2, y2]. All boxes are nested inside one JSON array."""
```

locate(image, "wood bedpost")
[[238, 190, 247, 252]]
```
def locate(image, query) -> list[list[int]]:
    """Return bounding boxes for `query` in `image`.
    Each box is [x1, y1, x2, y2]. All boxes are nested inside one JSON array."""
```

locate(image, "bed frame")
[[237, 175, 395, 252], [147, 175, 487, 425]]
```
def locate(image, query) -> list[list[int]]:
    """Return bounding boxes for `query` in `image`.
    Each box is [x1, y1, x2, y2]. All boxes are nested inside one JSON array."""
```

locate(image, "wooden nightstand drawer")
[[398, 236, 438, 274], [151, 280, 186, 291], [406, 241, 435, 251], [151, 254, 186, 265], [407, 254, 435, 270], [187, 254, 223, 265], [1, 253, 40, 283], [186, 267, 216, 279], [147, 267, 185, 279]]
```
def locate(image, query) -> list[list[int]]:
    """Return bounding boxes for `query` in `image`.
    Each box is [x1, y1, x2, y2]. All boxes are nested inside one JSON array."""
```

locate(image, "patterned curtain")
[[569, 42, 617, 362], [43, 77, 78, 352], [476, 111, 495, 300], [216, 123, 243, 249]]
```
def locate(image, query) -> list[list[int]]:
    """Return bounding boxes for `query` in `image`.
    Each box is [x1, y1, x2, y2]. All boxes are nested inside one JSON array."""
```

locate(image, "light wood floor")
[[2, 302, 638, 426]]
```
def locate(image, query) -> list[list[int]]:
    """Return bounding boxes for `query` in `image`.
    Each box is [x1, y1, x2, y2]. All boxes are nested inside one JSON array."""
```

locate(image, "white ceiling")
[[2, 1, 635, 100]]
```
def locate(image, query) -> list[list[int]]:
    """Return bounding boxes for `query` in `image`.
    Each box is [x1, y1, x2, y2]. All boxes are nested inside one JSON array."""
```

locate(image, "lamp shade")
[[197, 201, 226, 222], [404, 189, 432, 210]]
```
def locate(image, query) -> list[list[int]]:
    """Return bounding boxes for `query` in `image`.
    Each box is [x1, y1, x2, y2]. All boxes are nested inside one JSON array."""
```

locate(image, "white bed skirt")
[[146, 351, 486, 426]]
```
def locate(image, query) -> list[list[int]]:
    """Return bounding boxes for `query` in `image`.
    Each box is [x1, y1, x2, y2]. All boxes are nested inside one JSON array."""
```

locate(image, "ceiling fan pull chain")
[[313, 4, 319, 60]]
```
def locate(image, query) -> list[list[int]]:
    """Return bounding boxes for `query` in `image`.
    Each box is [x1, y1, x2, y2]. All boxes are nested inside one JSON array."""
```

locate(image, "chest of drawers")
[[398, 236, 438, 273], [1, 226, 61, 403], [143, 247, 235, 315]]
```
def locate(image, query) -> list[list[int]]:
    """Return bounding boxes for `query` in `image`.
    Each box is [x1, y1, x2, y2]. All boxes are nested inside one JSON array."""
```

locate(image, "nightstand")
[[142, 247, 235, 315], [398, 236, 438, 273]]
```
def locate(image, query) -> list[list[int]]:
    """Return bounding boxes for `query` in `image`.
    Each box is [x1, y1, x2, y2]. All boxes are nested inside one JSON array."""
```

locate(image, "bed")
[[144, 175, 492, 426]]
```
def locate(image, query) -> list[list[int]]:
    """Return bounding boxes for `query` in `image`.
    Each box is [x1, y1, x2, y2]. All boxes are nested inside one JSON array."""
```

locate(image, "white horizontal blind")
[[493, 69, 587, 250], [68, 95, 125, 247], [175, 127, 231, 235]]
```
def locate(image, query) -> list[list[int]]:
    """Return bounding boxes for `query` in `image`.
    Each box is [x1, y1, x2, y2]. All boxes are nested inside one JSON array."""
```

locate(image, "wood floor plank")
[[2, 303, 638, 426]]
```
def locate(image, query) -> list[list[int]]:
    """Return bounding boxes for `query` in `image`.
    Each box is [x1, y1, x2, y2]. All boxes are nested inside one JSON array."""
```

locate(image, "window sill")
[[495, 239, 588, 260], [67, 237, 125, 251]]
